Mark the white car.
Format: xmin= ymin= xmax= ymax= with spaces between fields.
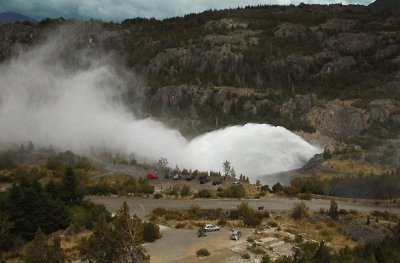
xmin=230 ymin=230 xmax=242 ymax=241
xmin=204 ymin=224 xmax=220 ymax=232
xmin=173 ymin=174 xmax=181 ymax=180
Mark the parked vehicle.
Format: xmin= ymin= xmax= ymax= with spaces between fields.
xmin=230 ymin=230 xmax=242 ymax=241
xmin=186 ymin=175 xmax=195 ymax=181
xmin=199 ymin=175 xmax=210 ymax=184
xmin=146 ymin=173 xmax=158 ymax=179
xmin=212 ymin=179 xmax=222 ymax=185
xmin=200 ymin=179 xmax=210 ymax=184
xmin=164 ymin=173 xmax=172 ymax=179
xmin=204 ymin=224 xmax=220 ymax=232
xmin=173 ymin=174 xmax=181 ymax=180
xmin=232 ymin=181 xmax=241 ymax=186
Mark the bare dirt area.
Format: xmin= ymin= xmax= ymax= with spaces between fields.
xmin=146 ymin=224 xmax=301 ymax=263
xmin=146 ymin=226 xmax=249 ymax=263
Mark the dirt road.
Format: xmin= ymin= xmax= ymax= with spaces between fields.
xmin=89 ymin=196 xmax=400 ymax=218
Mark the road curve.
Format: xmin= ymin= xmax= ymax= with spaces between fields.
xmin=89 ymin=196 xmax=400 ymax=219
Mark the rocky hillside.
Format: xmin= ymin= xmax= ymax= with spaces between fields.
xmin=370 ymin=0 xmax=400 ymax=14
xmin=0 ymin=4 xmax=400 ymax=170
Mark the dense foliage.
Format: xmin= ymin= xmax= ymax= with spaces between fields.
xmin=291 ymin=171 xmax=400 ymax=199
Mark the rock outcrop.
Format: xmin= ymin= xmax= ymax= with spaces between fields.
xmin=306 ymin=100 xmax=369 ymax=139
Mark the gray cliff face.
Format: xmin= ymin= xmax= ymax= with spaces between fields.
xmin=150 ymin=84 xmax=400 ymax=141
xmin=306 ymin=100 xmax=368 ymax=139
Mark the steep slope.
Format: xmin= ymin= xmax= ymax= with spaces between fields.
xmin=370 ymin=0 xmax=400 ymax=14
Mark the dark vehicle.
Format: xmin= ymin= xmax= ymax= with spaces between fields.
xmin=186 ymin=175 xmax=195 ymax=181
xmin=164 ymin=173 xmax=172 ymax=179
xmin=200 ymin=178 xmax=210 ymax=184
xmin=212 ymin=179 xmax=222 ymax=185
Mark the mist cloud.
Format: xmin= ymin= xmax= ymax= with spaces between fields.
xmin=0 ymin=29 xmax=321 ymax=178
xmin=0 ymin=0 xmax=373 ymax=21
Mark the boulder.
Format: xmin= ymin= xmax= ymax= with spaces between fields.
xmin=320 ymin=56 xmax=356 ymax=75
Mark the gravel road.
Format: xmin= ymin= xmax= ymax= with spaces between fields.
xmin=89 ymin=196 xmax=400 ymax=219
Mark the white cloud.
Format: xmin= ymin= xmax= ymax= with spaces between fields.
xmin=0 ymin=0 xmax=374 ymax=21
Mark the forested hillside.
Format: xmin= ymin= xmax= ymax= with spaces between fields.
xmin=0 ymin=3 xmax=400 ymax=171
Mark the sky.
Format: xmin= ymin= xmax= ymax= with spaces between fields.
xmin=0 ymin=0 xmax=374 ymax=21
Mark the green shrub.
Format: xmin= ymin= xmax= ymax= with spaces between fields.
xmin=197 ymin=189 xmax=212 ymax=198
xmin=142 ymin=222 xmax=161 ymax=242
xmin=153 ymin=192 xmax=162 ymax=199
xmin=196 ymin=248 xmax=210 ymax=257
xmin=262 ymin=254 xmax=271 ymax=263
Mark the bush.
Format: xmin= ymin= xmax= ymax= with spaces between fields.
xmin=196 ymin=248 xmax=210 ymax=257
xmin=252 ymin=247 xmax=266 ymax=254
xmin=142 ymin=222 xmax=161 ymax=242
xmin=328 ymin=200 xmax=339 ymax=220
xmin=237 ymin=203 xmax=262 ymax=227
xmin=243 ymin=212 xmax=262 ymax=227
xmin=261 ymin=185 xmax=270 ymax=192
xmin=152 ymin=207 xmax=167 ymax=217
xmin=267 ymin=221 xmax=279 ymax=228
xmin=218 ymin=218 xmax=227 ymax=226
xmin=180 ymin=185 xmax=191 ymax=197
xmin=256 ymin=211 xmax=270 ymax=219
xmin=197 ymin=189 xmax=212 ymax=198
xmin=153 ymin=192 xmax=163 ymax=199
xmin=242 ymin=253 xmax=250 ymax=259
xmin=299 ymin=193 xmax=312 ymax=200
xmin=262 ymin=254 xmax=271 ymax=263
xmin=222 ymin=185 xmax=246 ymax=198
xmin=175 ymin=223 xmax=186 ymax=229
xmin=229 ymin=209 xmax=240 ymax=220
xmin=291 ymin=202 xmax=309 ymax=220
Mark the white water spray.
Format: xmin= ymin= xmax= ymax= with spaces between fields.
xmin=0 ymin=34 xmax=321 ymax=178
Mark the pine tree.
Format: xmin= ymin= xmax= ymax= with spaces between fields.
xmin=222 ymin=160 xmax=231 ymax=177
xmin=49 ymin=236 xmax=65 ymax=263
xmin=62 ymin=167 xmax=82 ymax=205
xmin=26 ymin=229 xmax=48 ymax=263
xmin=25 ymin=229 xmax=64 ymax=263
xmin=115 ymin=202 xmax=148 ymax=263
xmin=0 ymin=211 xmax=13 ymax=259
xmin=81 ymin=213 xmax=116 ymax=263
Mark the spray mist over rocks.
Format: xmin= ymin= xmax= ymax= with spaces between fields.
xmin=0 ymin=31 xmax=322 ymax=178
